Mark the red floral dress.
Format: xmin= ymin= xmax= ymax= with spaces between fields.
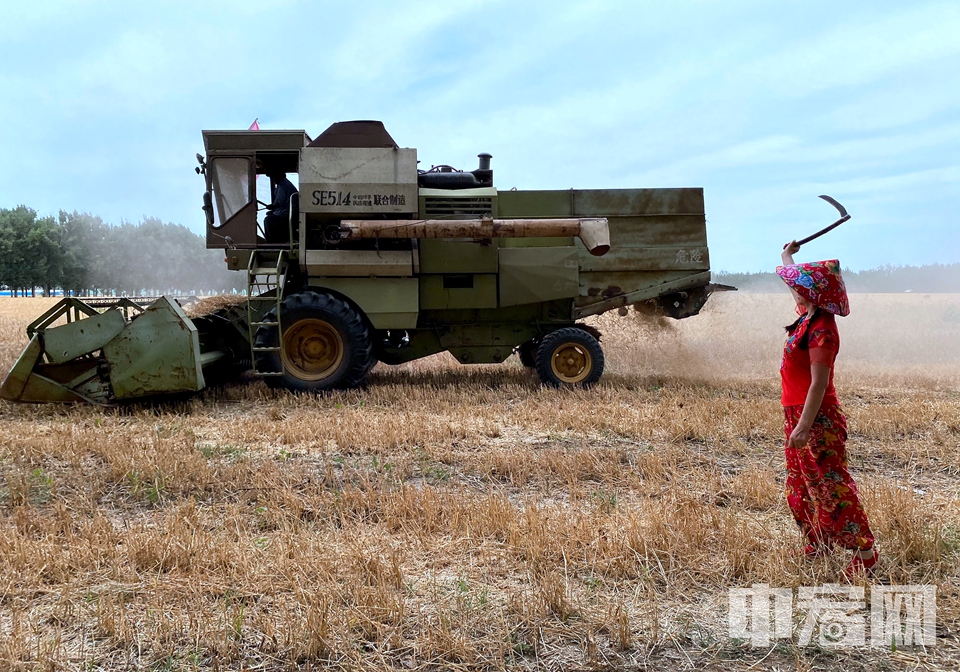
xmin=781 ymin=310 xmax=874 ymax=551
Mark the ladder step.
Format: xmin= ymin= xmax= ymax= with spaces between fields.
xmin=247 ymin=251 xmax=286 ymax=372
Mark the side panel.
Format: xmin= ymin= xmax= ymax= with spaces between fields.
xmin=419 ymin=275 xmax=498 ymax=310
xmin=16 ymin=373 xmax=91 ymax=404
xmin=0 ymin=336 xmax=42 ymax=401
xmin=304 ymin=250 xmax=414 ymax=277
xmin=499 ymin=247 xmax=579 ymax=307
xmin=102 ymin=297 xmax=205 ymax=399
xmin=307 ymin=277 xmax=419 ymax=329
xmin=226 ymin=249 xmax=253 ymax=271
xmin=206 ymin=193 xmax=258 ymax=249
xmin=575 ymin=270 xmax=711 ymax=315
xmin=577 ymin=270 xmax=704 ymax=300
xmin=577 ymin=246 xmax=709 ymax=273
xmin=497 ymin=188 xmax=705 ymax=218
xmin=419 ymin=239 xmax=499 ymax=274
xmin=42 ymin=309 xmax=126 ymax=364
xmin=498 ymin=188 xmax=709 ymax=313
xmin=500 ymin=236 xmax=575 ymax=248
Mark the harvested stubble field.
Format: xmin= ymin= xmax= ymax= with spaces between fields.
xmin=1 ymin=293 xmax=959 ymax=671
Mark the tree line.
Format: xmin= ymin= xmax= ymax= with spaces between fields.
xmin=0 ymin=206 xmax=244 ymax=296
xmin=715 ymin=264 xmax=960 ymax=293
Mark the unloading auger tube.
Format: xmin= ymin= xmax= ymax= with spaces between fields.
xmin=338 ymin=217 xmax=611 ymax=256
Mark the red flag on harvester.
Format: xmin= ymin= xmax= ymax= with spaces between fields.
xmin=248 ymin=118 xmax=260 ymax=130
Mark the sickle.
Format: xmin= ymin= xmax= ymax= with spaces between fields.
xmin=796 ymin=195 xmax=850 ymax=246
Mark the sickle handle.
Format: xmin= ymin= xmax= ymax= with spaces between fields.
xmin=797 ymin=214 xmax=851 ymax=246
xmin=789 ymin=195 xmax=851 ymax=248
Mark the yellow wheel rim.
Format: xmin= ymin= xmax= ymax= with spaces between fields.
xmin=550 ymin=343 xmax=592 ymax=384
xmin=281 ymin=319 xmax=344 ymax=381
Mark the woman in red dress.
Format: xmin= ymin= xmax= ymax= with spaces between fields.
xmin=778 ymin=241 xmax=878 ymax=577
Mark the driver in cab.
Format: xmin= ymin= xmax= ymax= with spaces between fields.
xmin=258 ymin=160 xmax=298 ymax=244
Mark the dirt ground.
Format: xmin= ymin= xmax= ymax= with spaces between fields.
xmin=1 ymin=293 xmax=958 ymax=671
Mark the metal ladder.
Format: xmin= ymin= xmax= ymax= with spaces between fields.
xmin=247 ymin=249 xmax=288 ymax=377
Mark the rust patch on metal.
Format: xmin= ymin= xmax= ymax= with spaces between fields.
xmin=601 ymin=286 xmax=624 ymax=299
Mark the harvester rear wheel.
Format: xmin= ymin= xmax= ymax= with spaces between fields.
xmin=255 ymin=292 xmax=371 ymax=391
xmin=535 ymin=327 xmax=604 ymax=388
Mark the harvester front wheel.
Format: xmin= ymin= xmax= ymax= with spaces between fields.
xmin=255 ymin=292 xmax=371 ymax=391
xmin=535 ymin=327 xmax=604 ymax=388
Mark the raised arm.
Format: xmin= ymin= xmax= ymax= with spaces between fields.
xmin=782 ymin=240 xmax=801 ymax=266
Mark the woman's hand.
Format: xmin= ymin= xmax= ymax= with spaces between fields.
xmin=782 ymin=240 xmax=801 ymax=265
xmin=787 ymin=424 xmax=811 ymax=448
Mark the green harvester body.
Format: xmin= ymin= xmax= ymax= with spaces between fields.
xmin=1 ymin=121 xmax=729 ymax=403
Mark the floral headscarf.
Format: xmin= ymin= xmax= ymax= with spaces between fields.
xmin=776 ymin=259 xmax=850 ymax=317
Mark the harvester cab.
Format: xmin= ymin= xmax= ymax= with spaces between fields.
xmin=199 ymin=129 xmax=306 ymax=249
xmin=1 ymin=119 xmax=728 ymax=404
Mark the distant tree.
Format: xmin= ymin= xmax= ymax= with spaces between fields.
xmin=38 ymin=211 xmax=245 ymax=296
xmin=0 ymin=211 xmax=11 ymax=293
xmin=56 ymin=211 xmax=90 ymax=295
xmin=0 ymin=206 xmax=62 ymax=296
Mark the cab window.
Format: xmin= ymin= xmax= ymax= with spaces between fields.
xmin=211 ymin=157 xmax=251 ymax=227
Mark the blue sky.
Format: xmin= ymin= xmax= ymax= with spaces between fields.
xmin=1 ymin=0 xmax=957 ymax=272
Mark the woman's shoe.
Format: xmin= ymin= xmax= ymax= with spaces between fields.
xmin=845 ymin=548 xmax=879 ymax=578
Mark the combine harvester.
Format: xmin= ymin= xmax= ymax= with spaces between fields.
xmin=1 ymin=121 xmax=728 ymax=404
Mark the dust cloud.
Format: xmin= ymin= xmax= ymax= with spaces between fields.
xmin=596 ymin=292 xmax=960 ymax=390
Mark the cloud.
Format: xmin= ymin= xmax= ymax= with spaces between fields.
xmin=739 ymin=3 xmax=960 ymax=97
xmin=625 ymin=119 xmax=960 ymax=187
xmin=0 ymin=0 xmax=957 ymax=271
xmin=325 ymin=0 xmax=494 ymax=85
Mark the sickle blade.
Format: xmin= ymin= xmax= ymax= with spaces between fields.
xmin=796 ymin=196 xmax=851 ymax=246
xmin=818 ymin=194 xmax=848 ymax=218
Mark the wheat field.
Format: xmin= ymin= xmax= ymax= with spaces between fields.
xmin=1 ymin=293 xmax=958 ymax=671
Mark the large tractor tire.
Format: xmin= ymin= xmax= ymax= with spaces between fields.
xmin=535 ymin=327 xmax=604 ymax=388
xmin=255 ymin=291 xmax=371 ymax=391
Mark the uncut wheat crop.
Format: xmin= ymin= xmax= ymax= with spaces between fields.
xmin=1 ymin=292 xmax=958 ymax=671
